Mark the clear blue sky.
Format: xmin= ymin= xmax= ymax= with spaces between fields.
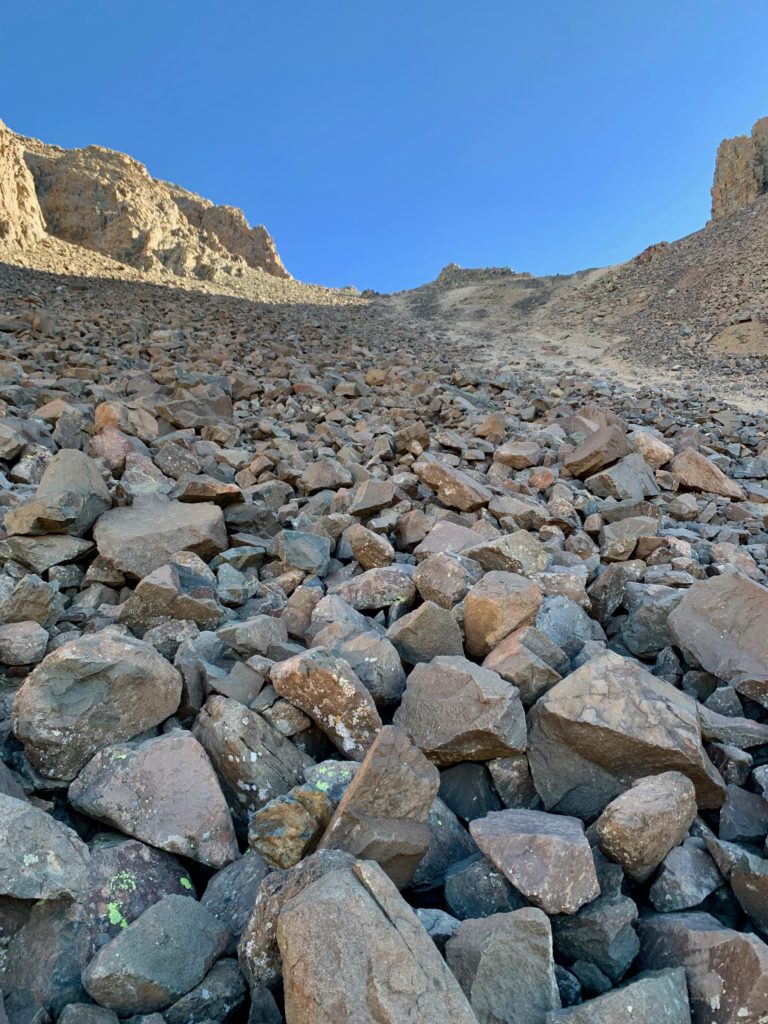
xmin=3 ymin=1 xmax=768 ymax=291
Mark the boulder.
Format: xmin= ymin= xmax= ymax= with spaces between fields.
xmin=12 ymin=631 xmax=182 ymax=781
xmin=527 ymin=653 xmax=725 ymax=819
xmin=69 ymin=732 xmax=239 ymax=867
xmin=318 ymin=725 xmax=439 ymax=887
xmin=393 ymin=656 xmax=526 ymax=766
xmin=470 ymin=809 xmax=600 ymax=915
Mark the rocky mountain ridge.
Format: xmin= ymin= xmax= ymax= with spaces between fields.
xmin=711 ymin=116 xmax=768 ymax=220
xmin=1 ymin=118 xmax=289 ymax=283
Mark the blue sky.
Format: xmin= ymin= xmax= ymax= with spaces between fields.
xmin=3 ymin=1 xmax=768 ymax=291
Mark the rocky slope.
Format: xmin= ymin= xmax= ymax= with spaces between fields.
xmin=1 ymin=118 xmax=768 ymax=1024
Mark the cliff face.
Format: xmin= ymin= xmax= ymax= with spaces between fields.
xmin=1 ymin=120 xmax=290 ymax=281
xmin=711 ymin=116 xmax=768 ymax=220
xmin=0 ymin=120 xmax=46 ymax=247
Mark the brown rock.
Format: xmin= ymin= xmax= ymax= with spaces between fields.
xmin=493 ymin=440 xmax=542 ymax=469
xmin=393 ymin=655 xmax=526 ymax=766
xmin=639 ymin=911 xmax=768 ymax=1023
xmin=318 ymin=725 xmax=439 ymax=887
xmin=414 ymin=456 xmax=493 ymax=512
xmin=13 ymin=631 xmax=182 ymax=781
xmin=445 ymin=908 xmax=560 ymax=1024
xmin=94 ymin=494 xmax=227 ymax=579
xmin=347 ymin=522 xmax=395 ymax=568
xmin=711 ymin=115 xmax=768 ymax=219
xmin=248 ymin=783 xmax=333 ymax=869
xmin=668 ymin=573 xmax=768 ymax=706
xmin=464 ymin=530 xmax=549 ymax=575
xmin=564 ymin=425 xmax=631 ymax=478
xmin=464 ymin=571 xmax=542 ymax=657
xmin=470 ymin=808 xmax=600 ymax=915
xmin=482 ymin=625 xmax=565 ymax=706
xmin=331 ymin=565 xmax=416 ymax=611
xmin=277 ymin=860 xmax=479 ymax=1024
xmin=271 ymin=647 xmax=382 ymax=760
xmin=596 ymin=773 xmax=698 ymax=881
xmin=668 ymin=448 xmax=745 ymax=500
xmin=68 ymin=731 xmax=239 ymax=868
xmin=5 ymin=450 xmax=111 ymax=538
xmin=387 ymin=600 xmax=464 ymax=663
xmin=238 ymin=849 xmax=358 ymax=988
xmin=527 ymin=652 xmax=725 ymax=818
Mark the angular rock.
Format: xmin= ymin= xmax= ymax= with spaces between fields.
xmin=595 ymin=773 xmax=697 ymax=881
xmin=470 ymin=809 xmax=600 ymax=915
xmin=669 ymin=573 xmax=768 ymax=705
xmin=192 ymin=695 xmax=312 ymax=820
xmin=117 ymin=552 xmax=223 ymax=635
xmin=639 ymin=912 xmax=768 ymax=1023
xmin=387 ymin=599 xmax=464 ymax=663
xmin=544 ymin=968 xmax=691 ymax=1023
xmin=248 ymin=784 xmax=333 ymax=869
xmin=318 ymin=726 xmax=439 ymax=887
xmin=564 ymin=425 xmax=631 ymax=478
xmin=69 ymin=732 xmax=239 ymax=868
xmin=464 ymin=530 xmax=548 ymax=575
xmin=4 ymin=450 xmax=111 ymax=538
xmin=13 ymin=631 xmax=182 ymax=781
xmin=414 ymin=456 xmax=493 ymax=512
xmin=0 ymin=792 xmax=89 ymax=899
xmin=0 ymin=621 xmax=48 ymax=665
xmin=446 ymin=908 xmax=561 ymax=1024
xmin=527 ymin=652 xmax=726 ymax=819
xmin=669 ymin=447 xmax=745 ymax=499
xmin=271 ymin=647 xmax=381 ymax=760
xmin=464 ymin=571 xmax=542 ymax=658
xmin=94 ymin=495 xmax=227 ymax=579
xmin=82 ymin=895 xmax=229 ymax=1015
xmin=393 ymin=655 xmax=526 ymax=766
xmin=277 ymin=859 xmax=478 ymax=1024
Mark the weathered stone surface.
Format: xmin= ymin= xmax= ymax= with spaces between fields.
xmin=164 ymin=957 xmax=246 ymax=1024
xmin=527 ymin=653 xmax=725 ymax=819
xmin=639 ymin=912 xmax=768 ymax=1024
xmin=318 ymin=726 xmax=439 ymax=887
xmin=387 ymin=599 xmax=464 ymax=663
xmin=82 ymin=895 xmax=229 ymax=1015
xmin=464 ymin=571 xmax=542 ymax=658
xmin=0 ymin=620 xmax=48 ymax=665
xmin=271 ymin=647 xmax=381 ymax=760
xmin=2 ymin=837 xmax=194 ymax=1019
xmin=564 ymin=425 xmax=631 ymax=478
xmin=69 ymin=732 xmax=238 ymax=867
xmin=347 ymin=522 xmax=395 ymax=568
xmin=277 ymin=860 xmax=479 ymax=1024
xmin=470 ymin=809 xmax=600 ymax=915
xmin=0 ymin=118 xmax=46 ymax=246
xmin=482 ymin=625 xmax=564 ymax=706
xmin=117 ymin=551 xmax=223 ymax=635
xmin=5 ymin=450 xmax=111 ymax=538
xmin=464 ymin=530 xmax=548 ymax=575
xmin=330 ymin=565 xmax=416 ymax=611
xmin=552 ymin=885 xmax=640 ymax=983
xmin=94 ymin=495 xmax=227 ymax=579
xmin=393 ymin=655 xmax=526 ymax=766
xmin=414 ymin=457 xmax=493 ymax=512
xmin=201 ymin=850 xmax=271 ymax=953
xmin=238 ymin=849 xmax=358 ymax=988
xmin=446 ymin=908 xmax=561 ymax=1024
xmin=0 ymin=793 xmax=89 ymax=899
xmin=248 ymin=784 xmax=332 ymax=869
xmin=544 ymin=968 xmax=691 ymax=1023
xmin=596 ymin=773 xmax=697 ymax=881
xmin=193 ymin=695 xmax=312 ymax=820
xmin=669 ymin=448 xmax=745 ymax=499
xmin=650 ymin=840 xmax=723 ymax=912
xmin=12 ymin=631 xmax=182 ymax=781
xmin=669 ymin=573 xmax=768 ymax=704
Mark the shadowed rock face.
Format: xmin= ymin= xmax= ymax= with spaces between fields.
xmin=712 ymin=117 xmax=768 ymax=220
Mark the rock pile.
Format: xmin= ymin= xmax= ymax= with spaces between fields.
xmin=2 ymin=249 xmax=768 ymax=1024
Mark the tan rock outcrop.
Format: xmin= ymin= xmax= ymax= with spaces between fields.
xmin=0 ymin=119 xmax=46 ymax=247
xmin=711 ymin=116 xmax=768 ymax=220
